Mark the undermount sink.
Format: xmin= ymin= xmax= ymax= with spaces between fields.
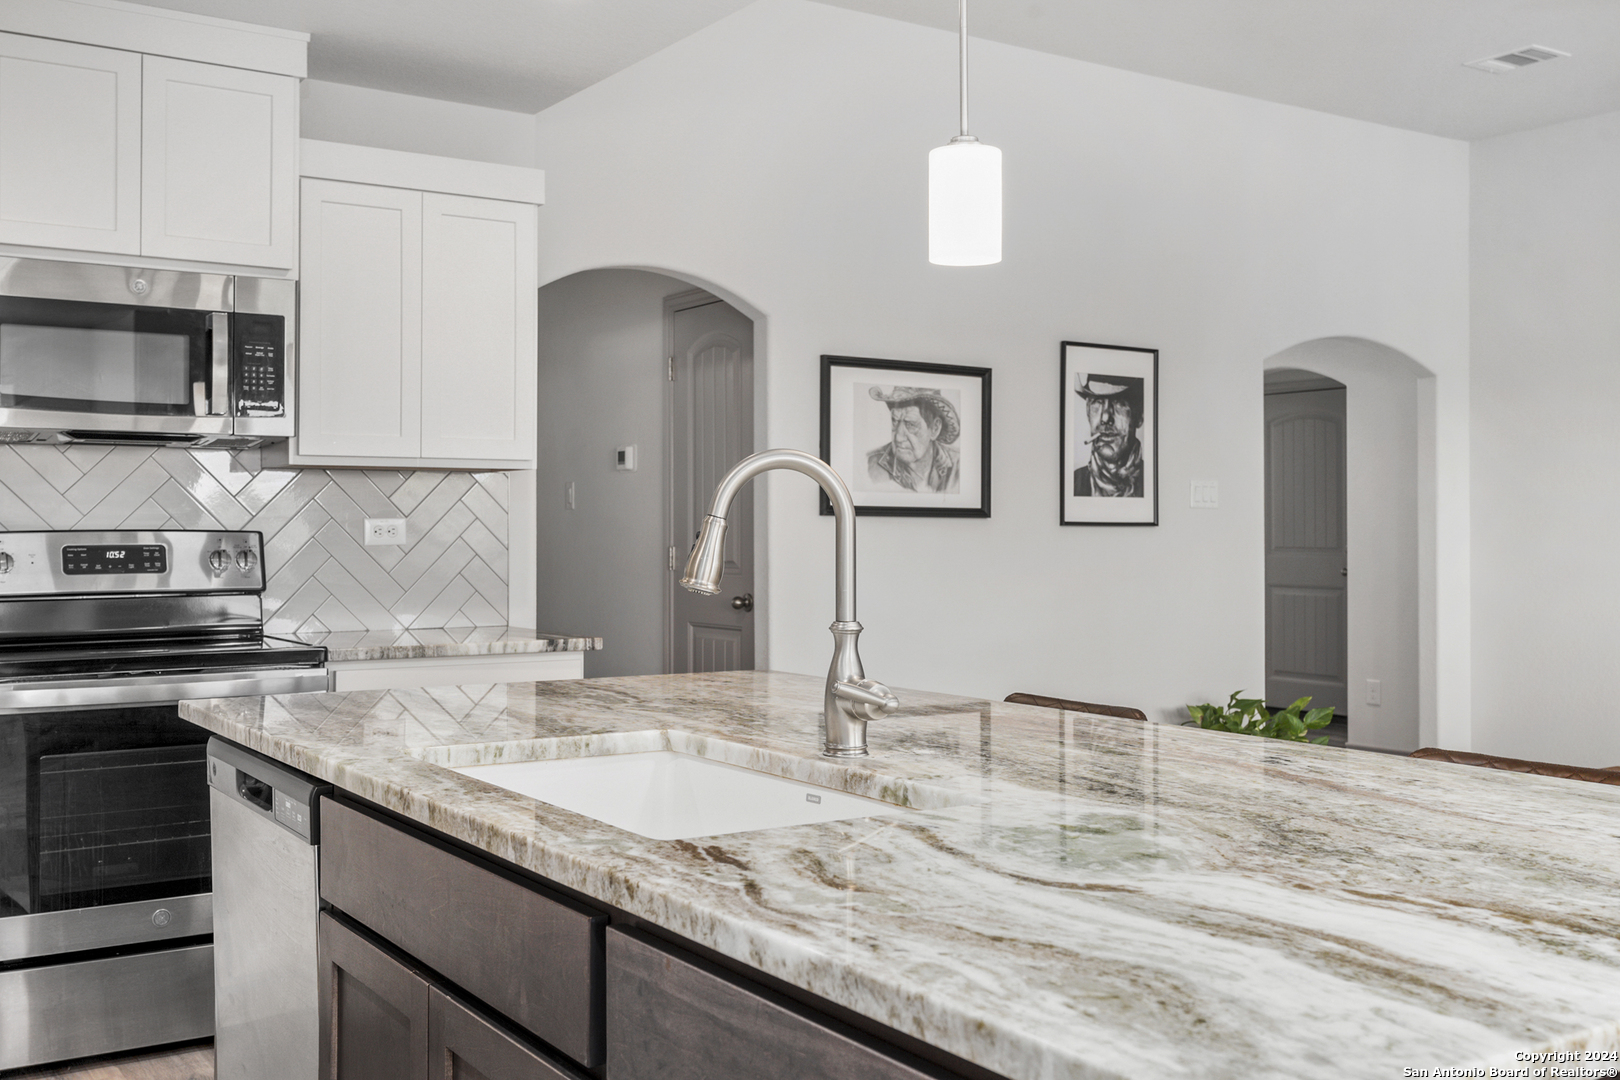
xmin=413 ymin=730 xmax=974 ymax=841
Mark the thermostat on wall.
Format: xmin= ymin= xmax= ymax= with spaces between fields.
xmin=615 ymin=445 xmax=637 ymax=471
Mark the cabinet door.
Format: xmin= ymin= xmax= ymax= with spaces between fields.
xmin=606 ymin=927 xmax=939 ymax=1080
xmin=141 ymin=55 xmax=297 ymax=268
xmin=299 ymin=179 xmax=423 ymax=458
xmin=318 ymin=912 xmax=429 ymax=1080
xmin=0 ymin=32 xmax=140 ymax=254
xmin=428 ymin=987 xmax=586 ymax=1080
xmin=420 ymin=193 xmax=537 ymax=462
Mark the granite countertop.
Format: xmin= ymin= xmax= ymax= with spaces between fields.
xmin=275 ymin=626 xmax=603 ymax=662
xmin=178 ymin=672 xmax=1620 ymax=1080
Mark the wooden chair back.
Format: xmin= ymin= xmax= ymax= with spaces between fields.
xmin=1004 ymin=693 xmax=1147 ymax=722
xmin=1409 ymin=747 xmax=1620 ymax=786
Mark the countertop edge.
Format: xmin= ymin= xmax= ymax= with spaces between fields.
xmin=276 ymin=628 xmax=604 ymax=662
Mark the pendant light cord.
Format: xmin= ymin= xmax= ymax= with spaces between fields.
xmin=959 ymin=0 xmax=970 ymax=137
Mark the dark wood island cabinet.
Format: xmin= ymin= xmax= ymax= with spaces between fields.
xmin=314 ymin=794 xmax=986 ymax=1080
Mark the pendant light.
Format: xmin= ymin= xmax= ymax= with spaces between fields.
xmin=929 ymin=0 xmax=1001 ymax=266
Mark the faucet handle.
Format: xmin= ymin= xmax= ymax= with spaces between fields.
xmin=833 ymin=678 xmax=900 ymax=721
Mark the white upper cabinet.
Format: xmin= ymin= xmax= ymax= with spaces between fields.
xmin=141 ymin=56 xmax=298 ymax=269
xmin=0 ymin=0 xmax=304 ymax=272
xmin=269 ymin=143 xmax=543 ymax=471
xmin=420 ymin=193 xmax=537 ymax=461
xmin=298 ymin=178 xmax=422 ymax=458
xmin=0 ymin=32 xmax=141 ymax=254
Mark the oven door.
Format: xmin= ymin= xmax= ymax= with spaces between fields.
xmin=0 ymin=705 xmax=212 ymax=963
xmin=0 ymin=259 xmax=233 ymax=441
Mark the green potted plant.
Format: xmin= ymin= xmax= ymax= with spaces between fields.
xmin=1185 ymin=691 xmax=1335 ymax=744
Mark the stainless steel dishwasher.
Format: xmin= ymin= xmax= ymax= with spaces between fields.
xmin=207 ymin=737 xmax=331 ymax=1080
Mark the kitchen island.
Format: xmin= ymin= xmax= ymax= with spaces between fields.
xmin=179 ymin=672 xmax=1620 ymax=1080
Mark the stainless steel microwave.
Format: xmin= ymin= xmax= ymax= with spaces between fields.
xmin=0 ymin=258 xmax=293 ymax=448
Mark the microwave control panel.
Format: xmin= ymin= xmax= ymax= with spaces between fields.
xmin=232 ymin=312 xmax=285 ymax=417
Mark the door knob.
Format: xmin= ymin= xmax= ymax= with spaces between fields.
xmin=731 ymin=593 xmax=753 ymax=612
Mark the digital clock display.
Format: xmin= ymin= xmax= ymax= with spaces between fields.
xmin=62 ymin=545 xmax=167 ymax=575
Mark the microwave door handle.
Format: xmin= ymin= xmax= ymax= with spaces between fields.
xmin=208 ymin=312 xmax=230 ymax=416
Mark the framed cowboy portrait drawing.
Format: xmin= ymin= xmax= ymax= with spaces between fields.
xmin=1060 ymin=341 xmax=1159 ymax=525
xmin=820 ymin=355 xmax=992 ymax=517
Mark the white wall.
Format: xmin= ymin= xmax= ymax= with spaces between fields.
xmin=530 ymin=0 xmax=1472 ymax=729
xmin=1265 ymin=340 xmax=1426 ymax=752
xmin=301 ymin=80 xmax=538 ymax=166
xmin=1472 ymin=109 xmax=1620 ymax=767
xmin=536 ymin=269 xmax=685 ymax=677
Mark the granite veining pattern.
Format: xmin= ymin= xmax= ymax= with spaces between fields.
xmin=280 ymin=625 xmax=603 ymax=662
xmin=178 ymin=673 xmax=1620 ymax=1080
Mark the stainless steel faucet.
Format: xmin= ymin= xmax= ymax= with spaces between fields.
xmin=679 ymin=449 xmax=900 ymax=757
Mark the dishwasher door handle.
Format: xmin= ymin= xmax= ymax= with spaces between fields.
xmin=236 ymin=770 xmax=273 ymax=811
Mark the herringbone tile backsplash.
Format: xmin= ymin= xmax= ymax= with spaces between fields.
xmin=0 ymin=445 xmax=510 ymax=635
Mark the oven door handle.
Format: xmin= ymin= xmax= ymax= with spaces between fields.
xmin=208 ymin=311 xmax=230 ymax=417
xmin=0 ymin=667 xmax=328 ymax=713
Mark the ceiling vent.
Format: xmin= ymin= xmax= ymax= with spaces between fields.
xmin=1464 ymin=45 xmax=1570 ymax=74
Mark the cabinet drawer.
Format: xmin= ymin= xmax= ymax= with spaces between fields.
xmin=606 ymin=926 xmax=940 ymax=1080
xmin=320 ymin=798 xmax=605 ymax=1067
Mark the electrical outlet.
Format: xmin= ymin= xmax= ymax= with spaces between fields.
xmin=363 ymin=518 xmax=406 ymax=546
xmin=1366 ymin=678 xmax=1382 ymax=707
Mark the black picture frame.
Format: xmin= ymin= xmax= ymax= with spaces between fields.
xmin=819 ymin=354 xmax=992 ymax=517
xmin=1060 ymin=341 xmax=1159 ymax=526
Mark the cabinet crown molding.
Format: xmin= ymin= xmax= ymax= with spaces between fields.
xmin=301 ymin=140 xmax=546 ymax=206
xmin=0 ymin=0 xmax=307 ymax=77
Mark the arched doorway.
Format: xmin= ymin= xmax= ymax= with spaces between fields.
xmin=1263 ymin=367 xmax=1349 ymax=735
xmin=1263 ymin=337 xmax=1435 ymax=752
xmin=532 ymin=267 xmax=766 ymax=678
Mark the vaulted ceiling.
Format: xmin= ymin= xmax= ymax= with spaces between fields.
xmin=130 ymin=0 xmax=1620 ymax=140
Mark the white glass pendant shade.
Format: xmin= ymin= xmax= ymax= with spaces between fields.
xmin=929 ymin=138 xmax=1002 ymax=266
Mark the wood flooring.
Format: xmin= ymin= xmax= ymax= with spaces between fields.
xmin=7 ymin=1044 xmax=212 ymax=1080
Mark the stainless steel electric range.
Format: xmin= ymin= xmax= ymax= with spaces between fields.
xmin=0 ymin=529 xmax=326 ymax=1071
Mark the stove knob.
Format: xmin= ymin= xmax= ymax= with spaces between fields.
xmin=0 ymin=552 xmax=11 ymax=574
xmin=208 ymin=549 xmax=229 ymax=573
xmin=235 ymin=549 xmax=258 ymax=571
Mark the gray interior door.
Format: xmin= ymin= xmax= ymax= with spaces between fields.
xmin=1264 ymin=385 xmax=1347 ymax=713
xmin=669 ymin=298 xmax=754 ymax=674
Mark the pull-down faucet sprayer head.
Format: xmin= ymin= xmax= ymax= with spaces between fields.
xmin=673 ymin=448 xmax=899 ymax=756
xmin=679 ymin=515 xmax=728 ymax=595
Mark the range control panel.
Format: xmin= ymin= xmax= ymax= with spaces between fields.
xmin=0 ymin=530 xmax=266 ymax=595
xmin=233 ymin=312 xmax=285 ymax=417
xmin=62 ymin=544 xmax=167 ymax=576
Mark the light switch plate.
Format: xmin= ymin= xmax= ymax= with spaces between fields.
xmin=1190 ymin=480 xmax=1219 ymax=508
xmin=1366 ymin=678 xmax=1382 ymax=706
xmin=364 ymin=518 xmax=406 ymax=546
xmin=615 ymin=445 xmax=637 ymax=471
